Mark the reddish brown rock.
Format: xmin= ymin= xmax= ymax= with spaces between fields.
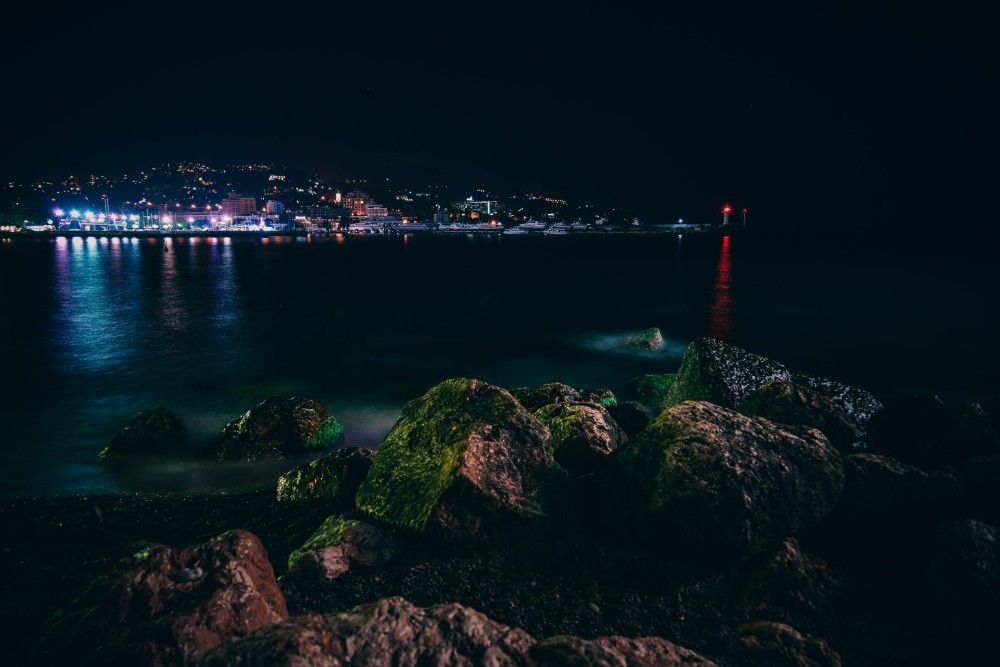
xmin=197 ymin=597 xmax=537 ymax=666
xmin=534 ymin=402 xmax=628 ymax=474
xmin=743 ymin=537 xmax=834 ymax=613
xmin=207 ymin=396 xmax=344 ymax=462
xmin=33 ymin=530 xmax=287 ymax=666
xmin=733 ymin=621 xmax=841 ymax=667
xmin=532 ymin=634 xmax=717 ymax=666
xmin=285 ymin=514 xmax=401 ymax=582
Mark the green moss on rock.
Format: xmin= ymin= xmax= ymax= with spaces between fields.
xmin=355 ymin=378 xmax=523 ymax=532
xmin=206 ymin=396 xmax=344 ymax=462
xmin=624 ymin=374 xmax=676 ymax=407
xmin=287 ymin=514 xmax=360 ymax=574
xmin=276 ymin=447 xmax=374 ymax=502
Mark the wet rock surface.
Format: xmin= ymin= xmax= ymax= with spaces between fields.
xmin=276 ymin=447 xmax=374 ymax=502
xmin=206 ymin=396 xmax=344 ymax=462
xmin=618 ymin=401 xmax=844 ymax=560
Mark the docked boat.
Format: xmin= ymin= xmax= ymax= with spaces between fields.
xmin=520 ymin=219 xmax=547 ymax=231
xmin=570 ymin=222 xmax=589 ymax=232
xmin=502 ymin=227 xmax=530 ymax=235
xmin=543 ymin=227 xmax=569 ymax=236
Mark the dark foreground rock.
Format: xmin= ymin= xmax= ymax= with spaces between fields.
xmin=926 ymin=519 xmax=1000 ymax=656
xmin=285 ymin=513 xmax=401 ymax=582
xmin=732 ymin=621 xmax=841 ymax=667
xmin=740 ymin=380 xmax=863 ymax=451
xmin=661 ymin=338 xmax=882 ymax=426
xmin=964 ymin=455 xmax=1000 ymax=523
xmin=355 ymin=378 xmax=564 ymax=539
xmin=32 ymin=530 xmax=287 ymax=666
xmin=743 ymin=537 xmax=835 ymax=614
xmin=618 ymin=401 xmax=844 ymax=560
xmin=532 ymin=634 xmax=717 ymax=666
xmin=623 ymin=373 xmax=675 ymax=409
xmin=533 ymin=402 xmax=627 ymax=474
xmin=100 ymin=405 xmax=188 ymax=461
xmin=276 ymin=447 xmax=374 ymax=502
xmin=206 ymin=396 xmax=344 ymax=462
xmin=197 ymin=597 xmax=536 ymax=666
xmin=866 ymin=396 xmax=1000 ymax=468
xmin=606 ymin=401 xmax=651 ymax=440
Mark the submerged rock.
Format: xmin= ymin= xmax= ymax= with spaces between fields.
xmin=732 ymin=621 xmax=841 ymax=667
xmin=33 ymin=530 xmax=287 ymax=666
xmin=196 ymin=597 xmax=537 ymax=666
xmin=99 ymin=405 xmax=187 ymax=461
xmin=866 ymin=396 xmax=1000 ymax=468
xmin=740 ymin=380 xmax=863 ymax=451
xmin=532 ymin=634 xmax=717 ymax=666
xmin=662 ymin=338 xmax=882 ymax=426
xmin=276 ymin=447 xmax=374 ymax=502
xmin=355 ymin=378 xmax=563 ymax=538
xmin=286 ymin=513 xmax=401 ymax=582
xmin=618 ymin=401 xmax=844 ymax=560
xmin=623 ymin=327 xmax=665 ymax=352
xmin=206 ymin=396 xmax=344 ymax=462
xmin=533 ymin=402 xmax=627 ymax=474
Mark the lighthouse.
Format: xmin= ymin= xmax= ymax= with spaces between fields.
xmin=722 ymin=204 xmax=732 ymax=226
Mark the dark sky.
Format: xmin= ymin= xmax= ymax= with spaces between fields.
xmin=2 ymin=1 xmax=996 ymax=231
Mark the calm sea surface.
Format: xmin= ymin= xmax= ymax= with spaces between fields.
xmin=1 ymin=232 xmax=998 ymax=494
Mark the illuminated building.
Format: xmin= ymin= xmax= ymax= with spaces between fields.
xmin=221 ymin=193 xmax=258 ymax=217
xmin=453 ymin=198 xmax=502 ymax=215
xmin=266 ymin=200 xmax=285 ymax=214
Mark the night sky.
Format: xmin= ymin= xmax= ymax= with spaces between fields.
xmin=3 ymin=1 xmax=996 ymax=232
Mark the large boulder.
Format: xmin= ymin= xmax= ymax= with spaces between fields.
xmin=276 ymin=447 xmax=374 ymax=502
xmin=206 ymin=396 xmax=344 ymax=462
xmin=531 ymin=635 xmax=717 ymax=666
xmin=33 ymin=530 xmax=287 ymax=666
xmin=732 ymin=621 xmax=841 ymax=667
xmin=740 ymin=380 xmax=863 ymax=451
xmin=285 ymin=514 xmax=401 ymax=582
xmin=617 ymin=401 xmax=844 ymax=560
xmin=355 ymin=378 xmax=563 ymax=538
xmin=661 ymin=338 xmax=882 ymax=426
xmin=533 ymin=402 xmax=627 ymax=474
xmin=926 ymin=519 xmax=1000 ymax=655
xmin=99 ymin=405 xmax=187 ymax=461
xmin=866 ymin=396 xmax=1000 ymax=468
xmin=196 ymin=597 xmax=537 ymax=666
xmin=743 ymin=537 xmax=834 ymax=614
xmin=624 ymin=327 xmax=665 ymax=352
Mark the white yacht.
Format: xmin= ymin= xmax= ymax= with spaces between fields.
xmin=520 ymin=219 xmax=547 ymax=231
xmin=502 ymin=227 xmax=529 ymax=235
xmin=543 ymin=227 xmax=569 ymax=236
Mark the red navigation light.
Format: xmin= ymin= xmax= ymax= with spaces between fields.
xmin=722 ymin=205 xmax=732 ymax=213
xmin=741 ymin=208 xmax=748 ymax=213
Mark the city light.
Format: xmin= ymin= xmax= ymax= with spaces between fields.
xmin=53 ymin=208 xmax=65 ymax=218
xmin=69 ymin=210 xmax=80 ymax=218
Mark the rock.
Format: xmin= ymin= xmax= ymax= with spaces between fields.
xmin=533 ymin=402 xmax=627 ymax=474
xmin=276 ymin=447 xmax=374 ymax=502
xmin=512 ymin=383 xmax=583 ymax=411
xmin=196 ymin=597 xmax=537 ymax=666
xmin=206 ymin=396 xmax=344 ymax=462
xmin=836 ymin=453 xmax=965 ymax=527
xmin=926 ymin=519 xmax=1000 ymax=654
xmin=732 ymin=621 xmax=841 ymax=667
xmin=866 ymin=396 xmax=1000 ymax=468
xmin=33 ymin=530 xmax=287 ymax=666
xmin=964 ymin=455 xmax=1000 ymax=522
xmin=623 ymin=373 xmax=675 ymax=409
xmin=579 ymin=387 xmax=618 ymax=408
xmin=99 ymin=405 xmax=187 ymax=461
xmin=355 ymin=378 xmax=563 ymax=538
xmin=740 ymin=380 xmax=863 ymax=451
xmin=623 ymin=327 xmax=665 ymax=351
xmin=606 ymin=402 xmax=650 ymax=440
xmin=286 ymin=514 xmax=401 ymax=582
xmin=743 ymin=537 xmax=833 ymax=613
xmin=662 ymin=338 xmax=882 ymax=426
xmin=531 ymin=635 xmax=717 ymax=666
xmin=617 ymin=401 xmax=844 ymax=560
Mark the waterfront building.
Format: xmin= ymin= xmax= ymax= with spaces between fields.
xmin=266 ymin=200 xmax=285 ymax=214
xmin=364 ymin=203 xmax=388 ymax=218
xmin=453 ymin=198 xmax=502 ymax=215
xmin=221 ymin=193 xmax=258 ymax=217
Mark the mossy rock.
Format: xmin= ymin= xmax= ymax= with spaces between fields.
xmin=286 ymin=513 xmax=401 ymax=582
xmin=623 ymin=373 xmax=675 ymax=408
xmin=623 ymin=327 xmax=665 ymax=351
xmin=618 ymin=401 xmax=844 ymax=560
xmin=512 ymin=382 xmax=616 ymax=411
xmin=533 ymin=402 xmax=626 ymax=474
xmin=99 ymin=405 xmax=187 ymax=461
xmin=355 ymin=378 xmax=558 ymax=537
xmin=206 ymin=396 xmax=344 ymax=462
xmin=276 ymin=447 xmax=375 ymax=502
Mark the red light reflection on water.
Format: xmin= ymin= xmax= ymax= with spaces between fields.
xmin=707 ymin=235 xmax=733 ymax=339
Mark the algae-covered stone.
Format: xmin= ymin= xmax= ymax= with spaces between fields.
xmin=355 ymin=378 xmax=560 ymax=538
xmin=579 ymin=388 xmax=618 ymax=408
xmin=512 ymin=382 xmax=583 ymax=411
xmin=533 ymin=402 xmax=627 ymax=474
xmin=99 ymin=405 xmax=187 ymax=461
xmin=740 ymin=380 xmax=863 ymax=451
xmin=286 ymin=513 xmax=400 ymax=581
xmin=662 ymin=338 xmax=881 ymax=425
xmin=206 ymin=396 xmax=344 ymax=462
xmin=276 ymin=447 xmax=374 ymax=502
xmin=624 ymin=373 xmax=675 ymax=408
xmin=624 ymin=327 xmax=665 ymax=351
xmin=618 ymin=401 xmax=844 ymax=560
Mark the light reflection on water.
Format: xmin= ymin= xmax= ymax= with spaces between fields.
xmin=707 ymin=235 xmax=733 ymax=340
